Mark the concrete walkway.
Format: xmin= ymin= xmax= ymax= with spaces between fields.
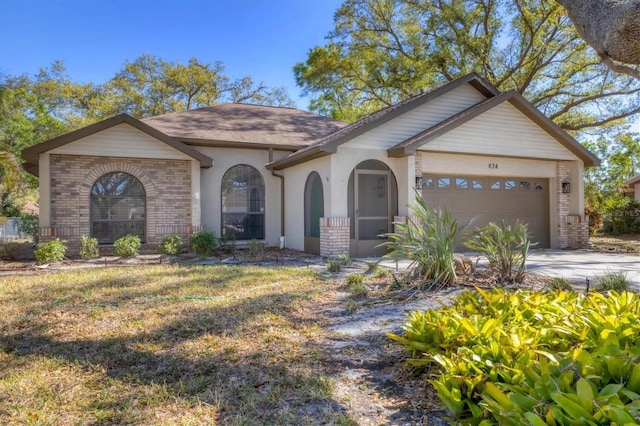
xmin=376 ymin=249 xmax=640 ymax=288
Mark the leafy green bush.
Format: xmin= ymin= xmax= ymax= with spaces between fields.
xmin=248 ymin=238 xmax=265 ymax=259
xmin=464 ymin=219 xmax=534 ymax=283
xmin=113 ymin=234 xmax=141 ymax=258
xmin=218 ymin=234 xmax=236 ymax=255
xmin=326 ymin=258 xmax=343 ymax=273
xmin=346 ymin=273 xmax=368 ymax=297
xmin=602 ymin=197 xmax=640 ymax=235
xmin=383 ymin=191 xmax=470 ymax=287
xmin=545 ymin=277 xmax=573 ymax=292
xmin=388 ymin=289 xmax=640 ymax=425
xmin=34 ymin=238 xmax=67 ymax=264
xmin=157 ymin=234 xmax=184 ymax=256
xmin=190 ymin=231 xmax=217 ymax=257
xmin=18 ymin=213 xmax=39 ymax=238
xmin=79 ymin=235 xmax=100 ymax=259
xmin=595 ymin=270 xmax=629 ymax=292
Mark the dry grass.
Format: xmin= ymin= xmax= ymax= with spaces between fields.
xmin=0 ymin=265 xmax=352 ymax=425
xmin=589 ymin=233 xmax=640 ymax=254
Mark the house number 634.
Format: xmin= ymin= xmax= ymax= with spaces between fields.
xmin=488 ymin=163 xmax=498 ymax=169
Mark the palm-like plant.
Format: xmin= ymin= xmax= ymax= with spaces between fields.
xmin=382 ymin=190 xmax=472 ymax=288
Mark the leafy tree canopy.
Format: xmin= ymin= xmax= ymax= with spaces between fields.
xmin=294 ymin=0 xmax=640 ymax=131
xmin=0 ymin=55 xmax=295 ymax=214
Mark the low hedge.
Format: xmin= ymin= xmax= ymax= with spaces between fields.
xmin=388 ymin=289 xmax=640 ymax=425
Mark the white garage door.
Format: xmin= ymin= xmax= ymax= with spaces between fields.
xmin=421 ymin=175 xmax=549 ymax=248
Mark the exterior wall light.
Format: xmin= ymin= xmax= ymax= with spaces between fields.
xmin=562 ymin=180 xmax=571 ymax=194
xmin=415 ymin=176 xmax=423 ymax=189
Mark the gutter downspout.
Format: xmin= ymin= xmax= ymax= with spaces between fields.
xmin=269 ymin=148 xmax=285 ymax=246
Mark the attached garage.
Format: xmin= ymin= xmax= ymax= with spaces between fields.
xmin=422 ymin=174 xmax=549 ymax=247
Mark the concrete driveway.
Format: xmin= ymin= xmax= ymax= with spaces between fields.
xmin=378 ymin=249 xmax=640 ymax=288
xmin=522 ymin=250 xmax=640 ymax=288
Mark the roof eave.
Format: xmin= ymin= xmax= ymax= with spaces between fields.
xmin=388 ymin=91 xmax=601 ymax=168
xmin=21 ymin=114 xmax=213 ymax=169
xmin=266 ymin=145 xmax=335 ymax=170
xmin=506 ymin=93 xmax=601 ymax=168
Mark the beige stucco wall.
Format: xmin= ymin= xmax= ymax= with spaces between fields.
xmin=280 ymin=156 xmax=332 ymax=251
xmin=194 ymin=146 xmax=290 ymax=246
xmin=279 ymin=148 xmax=415 ymax=252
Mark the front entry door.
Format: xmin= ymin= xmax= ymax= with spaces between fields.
xmin=354 ymin=170 xmax=391 ymax=257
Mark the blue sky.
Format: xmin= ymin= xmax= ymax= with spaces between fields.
xmin=0 ymin=0 xmax=343 ymax=109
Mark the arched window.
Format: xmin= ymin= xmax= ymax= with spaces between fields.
xmin=221 ymin=165 xmax=265 ymax=240
xmin=90 ymin=172 xmax=146 ymax=244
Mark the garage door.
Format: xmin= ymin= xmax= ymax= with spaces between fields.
xmin=421 ymin=175 xmax=549 ymax=248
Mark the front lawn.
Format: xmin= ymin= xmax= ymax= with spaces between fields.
xmin=590 ymin=233 xmax=640 ymax=254
xmin=0 ymin=265 xmax=346 ymax=425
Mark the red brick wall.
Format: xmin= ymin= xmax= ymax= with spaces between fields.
xmin=46 ymin=155 xmax=192 ymax=254
xmin=557 ymin=161 xmax=588 ymax=249
xmin=319 ymin=217 xmax=350 ymax=257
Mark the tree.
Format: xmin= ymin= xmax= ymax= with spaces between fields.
xmin=557 ymin=0 xmax=640 ymax=79
xmin=295 ymin=0 xmax=640 ymax=130
xmin=583 ymin=133 xmax=640 ymax=210
xmin=91 ymin=55 xmax=295 ymax=120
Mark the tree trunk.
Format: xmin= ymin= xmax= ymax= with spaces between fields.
xmin=557 ymin=0 xmax=640 ymax=65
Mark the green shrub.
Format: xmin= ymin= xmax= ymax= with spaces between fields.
xmin=34 ymin=238 xmax=67 ymax=264
xmin=18 ymin=213 xmax=39 ymax=238
xmin=388 ymin=289 xmax=640 ymax=425
xmin=337 ymin=254 xmax=351 ymax=266
xmin=595 ymin=270 xmax=629 ymax=292
xmin=248 ymin=238 xmax=265 ymax=259
xmin=346 ymin=273 xmax=368 ymax=297
xmin=157 ymin=234 xmax=184 ymax=256
xmin=383 ymin=190 xmax=471 ymax=287
xmin=545 ymin=277 xmax=573 ymax=291
xmin=113 ymin=234 xmax=141 ymax=258
xmin=464 ymin=219 xmax=534 ymax=283
xmin=79 ymin=235 xmax=100 ymax=259
xmin=190 ymin=231 xmax=217 ymax=257
xmin=602 ymin=196 xmax=640 ymax=235
xmin=218 ymin=234 xmax=236 ymax=255
xmin=326 ymin=259 xmax=343 ymax=273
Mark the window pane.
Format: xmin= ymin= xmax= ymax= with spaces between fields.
xmin=520 ymin=181 xmax=531 ymax=190
xmin=91 ymin=172 xmax=145 ymax=244
xmin=438 ymin=177 xmax=451 ymax=188
xmin=535 ymin=182 xmax=544 ymax=191
xmin=423 ymin=177 xmax=434 ymax=189
xmin=472 ymin=179 xmax=484 ymax=189
xmin=455 ymin=178 xmax=468 ymax=189
xmin=504 ymin=180 xmax=516 ymax=190
xmin=490 ymin=180 xmax=501 ymax=190
xmin=221 ymin=165 xmax=265 ymax=240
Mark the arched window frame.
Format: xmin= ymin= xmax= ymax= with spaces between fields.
xmin=90 ymin=171 xmax=146 ymax=244
xmin=221 ymin=164 xmax=265 ymax=240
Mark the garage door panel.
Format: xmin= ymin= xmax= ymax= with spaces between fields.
xmin=422 ymin=175 xmax=549 ymax=248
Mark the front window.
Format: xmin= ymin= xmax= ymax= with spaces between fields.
xmin=90 ymin=172 xmax=146 ymax=244
xmin=221 ymin=165 xmax=265 ymax=240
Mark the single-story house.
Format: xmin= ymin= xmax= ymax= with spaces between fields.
xmin=625 ymin=174 xmax=640 ymax=202
xmin=22 ymin=73 xmax=599 ymax=257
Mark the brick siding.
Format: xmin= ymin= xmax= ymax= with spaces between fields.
xmin=556 ymin=161 xmax=588 ymax=249
xmin=45 ymin=155 xmax=192 ymax=254
xmin=319 ymin=217 xmax=350 ymax=258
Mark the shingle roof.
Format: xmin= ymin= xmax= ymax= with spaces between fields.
xmin=142 ymin=104 xmax=348 ymax=148
xmin=626 ymin=174 xmax=640 ymax=186
xmin=266 ymin=73 xmax=499 ymax=170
